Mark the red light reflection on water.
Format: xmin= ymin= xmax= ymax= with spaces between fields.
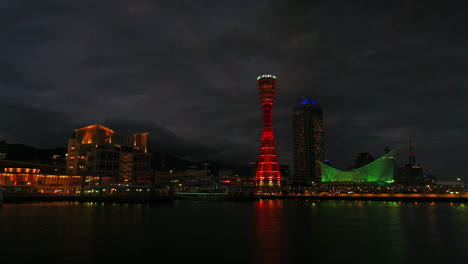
xmin=254 ymin=199 xmax=285 ymax=264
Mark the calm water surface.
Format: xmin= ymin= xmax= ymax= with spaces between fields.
xmin=1 ymin=200 xmax=466 ymax=264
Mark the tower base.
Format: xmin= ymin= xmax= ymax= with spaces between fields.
xmin=255 ymin=179 xmax=282 ymax=194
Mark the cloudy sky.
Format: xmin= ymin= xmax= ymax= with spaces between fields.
xmin=0 ymin=0 xmax=467 ymax=181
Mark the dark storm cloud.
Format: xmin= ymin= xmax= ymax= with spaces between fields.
xmin=0 ymin=102 xmax=228 ymax=162
xmin=260 ymin=0 xmax=468 ymax=180
xmin=1 ymin=0 xmax=467 ymax=180
xmin=0 ymin=102 xmax=76 ymax=147
xmin=102 ymin=118 xmax=223 ymax=161
xmin=102 ymin=118 xmax=259 ymax=165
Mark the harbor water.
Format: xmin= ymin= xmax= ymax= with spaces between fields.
xmin=1 ymin=200 xmax=466 ymax=264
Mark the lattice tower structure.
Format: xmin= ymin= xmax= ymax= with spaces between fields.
xmin=255 ymin=74 xmax=281 ymax=186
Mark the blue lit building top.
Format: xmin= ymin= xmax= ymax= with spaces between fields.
xmin=298 ymin=98 xmax=318 ymax=105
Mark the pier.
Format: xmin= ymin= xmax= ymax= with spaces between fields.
xmin=260 ymin=193 xmax=468 ymax=202
xmin=2 ymin=191 xmax=467 ymax=203
xmin=2 ymin=185 xmax=174 ymax=204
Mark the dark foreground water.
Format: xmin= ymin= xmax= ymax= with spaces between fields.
xmin=1 ymin=200 xmax=466 ymax=264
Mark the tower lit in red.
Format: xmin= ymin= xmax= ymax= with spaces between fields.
xmin=255 ymin=74 xmax=281 ymax=187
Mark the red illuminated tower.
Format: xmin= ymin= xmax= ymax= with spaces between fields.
xmin=255 ymin=74 xmax=281 ymax=187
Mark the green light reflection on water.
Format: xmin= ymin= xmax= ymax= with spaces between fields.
xmin=386 ymin=201 xmax=400 ymax=207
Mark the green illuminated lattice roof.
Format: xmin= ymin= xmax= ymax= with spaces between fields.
xmin=320 ymin=147 xmax=400 ymax=183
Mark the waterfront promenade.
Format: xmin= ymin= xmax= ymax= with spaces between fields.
xmin=2 ymin=191 xmax=467 ymax=203
xmin=261 ymin=192 xmax=468 ymax=202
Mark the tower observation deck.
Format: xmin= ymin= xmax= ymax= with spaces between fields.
xmin=255 ymin=74 xmax=281 ymax=187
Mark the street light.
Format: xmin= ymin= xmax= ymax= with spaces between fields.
xmin=456 ymin=178 xmax=462 ymax=193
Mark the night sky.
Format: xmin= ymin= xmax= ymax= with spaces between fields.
xmin=0 ymin=1 xmax=467 ymax=181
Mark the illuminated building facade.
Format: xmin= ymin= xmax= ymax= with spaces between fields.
xmin=0 ymin=167 xmax=105 ymax=193
xmin=292 ymin=98 xmax=324 ymax=185
xmin=255 ymin=74 xmax=281 ymax=187
xmin=66 ymin=124 xmax=151 ymax=182
xmin=0 ymin=159 xmax=66 ymax=174
xmin=319 ymin=147 xmax=398 ymax=184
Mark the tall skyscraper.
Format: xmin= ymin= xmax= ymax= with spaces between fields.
xmin=255 ymin=74 xmax=281 ymax=187
xmin=292 ymin=98 xmax=324 ymax=185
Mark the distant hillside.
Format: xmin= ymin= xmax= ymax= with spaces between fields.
xmin=3 ymin=143 xmax=67 ymax=165
xmin=1 ymin=141 xmax=248 ymax=175
xmin=150 ymin=151 xmax=251 ymax=176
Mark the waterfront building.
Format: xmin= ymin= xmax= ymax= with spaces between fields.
xmin=0 ymin=141 xmax=7 ymax=160
xmin=0 ymin=167 xmax=104 ymax=193
xmin=0 ymin=159 xmax=66 ymax=174
xmin=394 ymin=140 xmax=428 ymax=184
xmin=319 ymin=147 xmax=398 ymax=184
xmin=219 ymin=169 xmax=235 ymax=178
xmin=66 ymin=124 xmax=151 ymax=183
xmin=404 ymin=140 xmax=424 ymax=181
xmin=154 ymin=169 xmax=208 ymax=186
xmin=254 ymin=74 xmax=281 ymax=188
xmin=292 ymin=97 xmax=324 ymax=185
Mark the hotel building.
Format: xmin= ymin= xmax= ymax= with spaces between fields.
xmin=66 ymin=124 xmax=151 ymax=183
xmin=292 ymin=98 xmax=324 ymax=185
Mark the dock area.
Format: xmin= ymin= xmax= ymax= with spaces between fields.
xmin=2 ymin=192 xmax=467 ymax=203
xmin=260 ymin=193 xmax=468 ymax=202
xmin=1 ymin=184 xmax=175 ymax=204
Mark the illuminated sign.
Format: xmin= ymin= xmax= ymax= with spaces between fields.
xmin=257 ymin=74 xmax=277 ymax=80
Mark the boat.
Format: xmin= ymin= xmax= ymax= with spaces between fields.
xmin=175 ymin=175 xmax=231 ymax=201
xmin=174 ymin=176 xmax=260 ymax=201
xmin=176 ymin=190 xmax=229 ymax=201
xmin=176 ymin=186 xmax=261 ymax=201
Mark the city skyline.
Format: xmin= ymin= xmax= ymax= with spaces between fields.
xmin=0 ymin=1 xmax=467 ymax=181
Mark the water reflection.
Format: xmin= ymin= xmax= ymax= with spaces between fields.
xmin=1 ymin=200 xmax=467 ymax=263
xmin=426 ymin=206 xmax=442 ymax=255
xmin=384 ymin=201 xmax=408 ymax=263
xmin=254 ymin=199 xmax=285 ymax=264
